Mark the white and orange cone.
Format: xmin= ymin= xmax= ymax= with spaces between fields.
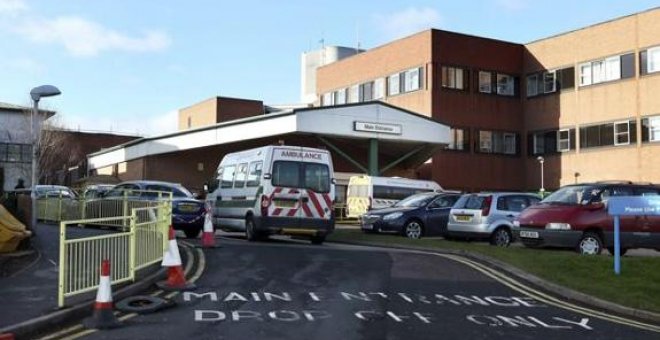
xmin=156 ymin=226 xmax=196 ymax=291
xmin=201 ymin=205 xmax=217 ymax=248
xmin=83 ymin=259 xmax=121 ymax=329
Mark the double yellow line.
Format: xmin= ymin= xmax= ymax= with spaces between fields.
xmin=39 ymin=241 xmax=206 ymax=340
xmin=425 ymin=251 xmax=660 ymax=333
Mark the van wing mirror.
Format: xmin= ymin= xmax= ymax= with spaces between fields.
xmin=331 ymin=178 xmax=337 ymax=184
xmin=263 ymin=173 xmax=272 ymax=180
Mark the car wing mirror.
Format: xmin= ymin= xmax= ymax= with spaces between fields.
xmin=587 ymin=202 xmax=605 ymax=211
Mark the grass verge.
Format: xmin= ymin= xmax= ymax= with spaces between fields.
xmin=327 ymin=229 xmax=660 ymax=314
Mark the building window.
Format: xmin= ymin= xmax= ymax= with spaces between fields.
xmin=187 ymin=116 xmax=191 ymax=128
xmin=543 ymin=70 xmax=556 ymax=93
xmin=641 ymin=116 xmax=660 ymax=142
xmin=361 ymin=81 xmax=374 ymax=101
xmin=447 ymin=128 xmax=470 ymax=151
xmin=442 ymin=66 xmax=467 ymax=90
xmin=580 ymin=55 xmax=624 ymax=86
xmin=0 ymin=143 xmax=31 ymax=163
xmin=387 ymin=73 xmax=400 ymax=96
xmin=526 ymin=74 xmax=538 ymax=97
xmin=479 ymin=130 xmax=518 ymax=155
xmin=374 ymin=78 xmax=385 ymax=99
xmin=348 ymin=85 xmax=359 ymax=103
xmin=649 ymin=47 xmax=660 ymax=73
xmin=322 ymin=92 xmax=333 ymax=106
xmin=479 ymin=71 xmax=492 ymax=93
xmin=614 ymin=121 xmax=630 ymax=145
xmin=580 ymin=120 xmax=636 ymax=149
xmin=532 ymin=132 xmax=545 ymax=154
xmin=403 ymin=67 xmax=421 ymax=92
xmin=557 ymin=129 xmax=570 ymax=151
xmin=334 ymin=88 xmax=346 ymax=105
xmin=496 ymin=73 xmax=514 ymax=96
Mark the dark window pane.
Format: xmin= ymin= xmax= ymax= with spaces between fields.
xmin=544 ymin=131 xmax=557 ymax=153
xmin=304 ymin=163 xmax=330 ymax=193
xmin=560 ymin=67 xmax=575 ymax=89
xmin=640 ymin=50 xmax=648 ymax=75
xmin=600 ymin=123 xmax=614 ymax=146
xmin=630 ymin=120 xmax=637 ymax=143
xmin=621 ymin=53 xmax=635 ymax=79
xmin=584 ymin=126 xmax=601 ymax=148
xmin=570 ymin=129 xmax=576 ymax=150
xmin=642 ymin=118 xmax=649 ymax=142
xmin=272 ymin=161 xmax=301 ymax=188
xmin=0 ymin=144 xmax=6 ymax=162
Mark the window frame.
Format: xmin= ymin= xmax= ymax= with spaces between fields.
xmin=403 ymin=67 xmax=421 ymax=92
xmin=543 ymin=70 xmax=557 ymax=93
xmin=557 ymin=129 xmax=571 ymax=152
xmin=647 ymin=46 xmax=660 ymax=73
xmin=614 ymin=120 xmax=630 ymax=146
xmin=478 ymin=71 xmax=492 ymax=93
xmin=246 ymin=161 xmax=263 ymax=187
xmin=387 ymin=73 xmax=401 ymax=96
xmin=496 ymin=73 xmax=514 ymax=96
xmin=442 ymin=66 xmax=466 ymax=90
xmin=526 ymin=74 xmax=538 ymax=97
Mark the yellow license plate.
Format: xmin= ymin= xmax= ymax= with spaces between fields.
xmin=455 ymin=215 xmax=471 ymax=222
xmin=275 ymin=200 xmax=296 ymax=208
xmin=179 ymin=205 xmax=198 ymax=212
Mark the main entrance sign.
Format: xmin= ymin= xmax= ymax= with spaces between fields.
xmin=354 ymin=121 xmax=402 ymax=135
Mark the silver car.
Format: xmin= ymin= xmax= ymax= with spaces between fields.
xmin=447 ymin=192 xmax=541 ymax=246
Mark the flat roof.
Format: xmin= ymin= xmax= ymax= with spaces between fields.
xmin=87 ymin=101 xmax=451 ymax=171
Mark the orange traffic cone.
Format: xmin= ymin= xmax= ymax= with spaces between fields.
xmin=0 ymin=333 xmax=15 ymax=340
xmin=201 ymin=205 xmax=217 ymax=248
xmin=157 ymin=226 xmax=196 ymax=291
xmin=83 ymin=260 xmax=121 ymax=329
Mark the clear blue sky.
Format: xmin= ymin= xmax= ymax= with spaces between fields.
xmin=1 ymin=0 xmax=658 ymax=136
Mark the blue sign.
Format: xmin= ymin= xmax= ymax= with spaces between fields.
xmin=608 ymin=196 xmax=660 ymax=216
xmin=606 ymin=195 xmax=660 ymax=275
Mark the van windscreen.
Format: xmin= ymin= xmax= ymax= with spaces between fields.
xmin=272 ymin=161 xmax=330 ymax=193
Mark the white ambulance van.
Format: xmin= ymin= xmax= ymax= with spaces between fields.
xmin=346 ymin=175 xmax=442 ymax=218
xmin=206 ymin=145 xmax=335 ymax=244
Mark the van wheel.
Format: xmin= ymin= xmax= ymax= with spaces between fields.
xmin=577 ymin=232 xmax=602 ymax=255
xmin=403 ymin=220 xmax=423 ymax=239
xmin=490 ymin=227 xmax=512 ymax=247
xmin=607 ymin=247 xmax=628 ymax=256
xmin=245 ymin=218 xmax=259 ymax=242
xmin=311 ymin=235 xmax=325 ymax=245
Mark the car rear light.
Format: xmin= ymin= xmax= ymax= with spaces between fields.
xmin=482 ymin=196 xmax=492 ymax=217
xmin=261 ymin=195 xmax=270 ymax=216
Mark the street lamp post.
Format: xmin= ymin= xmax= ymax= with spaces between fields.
xmin=29 ymin=85 xmax=61 ymax=229
xmin=536 ymin=156 xmax=545 ymax=196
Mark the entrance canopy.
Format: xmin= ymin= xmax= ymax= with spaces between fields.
xmin=88 ymin=102 xmax=451 ymax=176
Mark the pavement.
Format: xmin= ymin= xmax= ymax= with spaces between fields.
xmin=0 ymin=222 xmax=658 ymax=339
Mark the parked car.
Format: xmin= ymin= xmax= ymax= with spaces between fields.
xmin=515 ymin=182 xmax=660 ymax=255
xmin=447 ymin=192 xmax=542 ymax=246
xmin=81 ymin=184 xmax=115 ymax=199
xmin=360 ymin=192 xmax=461 ymax=239
xmin=33 ymin=185 xmax=78 ymax=199
xmin=104 ymin=181 xmax=206 ymax=238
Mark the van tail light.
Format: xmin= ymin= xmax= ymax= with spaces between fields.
xmin=481 ymin=196 xmax=492 ymax=217
xmin=261 ymin=196 xmax=270 ymax=216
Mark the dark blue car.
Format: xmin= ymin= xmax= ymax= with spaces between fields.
xmin=360 ymin=192 xmax=461 ymax=239
xmin=104 ymin=181 xmax=206 ymax=238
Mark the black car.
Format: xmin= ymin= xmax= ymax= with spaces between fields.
xmin=104 ymin=181 xmax=206 ymax=238
xmin=360 ymin=192 xmax=461 ymax=239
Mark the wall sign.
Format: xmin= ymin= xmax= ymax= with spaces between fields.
xmin=354 ymin=121 xmax=402 ymax=135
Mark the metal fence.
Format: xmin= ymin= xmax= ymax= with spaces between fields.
xmin=57 ymin=201 xmax=171 ymax=307
xmin=38 ymin=190 xmax=173 ymax=229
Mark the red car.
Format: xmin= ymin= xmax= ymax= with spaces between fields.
xmin=515 ymin=182 xmax=660 ymax=255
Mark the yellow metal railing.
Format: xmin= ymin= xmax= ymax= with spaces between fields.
xmin=57 ymin=200 xmax=171 ymax=307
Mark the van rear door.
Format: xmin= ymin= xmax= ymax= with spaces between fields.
xmin=268 ymin=148 xmax=304 ymax=228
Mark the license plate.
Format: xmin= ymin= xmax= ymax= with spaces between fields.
xmin=178 ymin=204 xmax=198 ymax=212
xmin=455 ymin=215 xmax=471 ymax=222
xmin=275 ymin=200 xmax=296 ymax=208
xmin=520 ymin=230 xmax=539 ymax=239
xmin=362 ymin=224 xmax=373 ymax=230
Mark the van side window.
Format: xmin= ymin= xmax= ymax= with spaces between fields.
xmin=304 ymin=163 xmax=330 ymax=193
xmin=221 ymin=165 xmax=235 ymax=188
xmin=272 ymin=161 xmax=300 ymax=188
xmin=246 ymin=161 xmax=263 ymax=187
xmin=234 ymin=163 xmax=248 ymax=188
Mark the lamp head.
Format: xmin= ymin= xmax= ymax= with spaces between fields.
xmin=536 ymin=156 xmax=544 ymax=163
xmin=30 ymin=85 xmax=61 ymax=102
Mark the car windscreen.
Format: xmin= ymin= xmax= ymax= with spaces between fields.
xmin=393 ymin=194 xmax=435 ymax=208
xmin=272 ymin=161 xmax=330 ymax=193
xmin=542 ymin=185 xmax=600 ymax=205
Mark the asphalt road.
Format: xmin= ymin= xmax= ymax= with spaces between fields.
xmin=58 ymin=235 xmax=659 ymax=340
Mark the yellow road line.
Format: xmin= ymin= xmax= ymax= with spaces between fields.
xmin=428 ymin=252 xmax=660 ymax=333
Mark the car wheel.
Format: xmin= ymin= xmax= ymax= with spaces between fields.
xmin=490 ymin=227 xmax=512 ymax=247
xmin=311 ymin=235 xmax=325 ymax=245
xmin=607 ymin=247 xmax=628 ymax=256
xmin=577 ymin=232 xmax=603 ymax=255
xmin=403 ymin=220 xmax=423 ymax=239
xmin=184 ymin=227 xmax=201 ymax=239
xmin=245 ymin=217 xmax=259 ymax=242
